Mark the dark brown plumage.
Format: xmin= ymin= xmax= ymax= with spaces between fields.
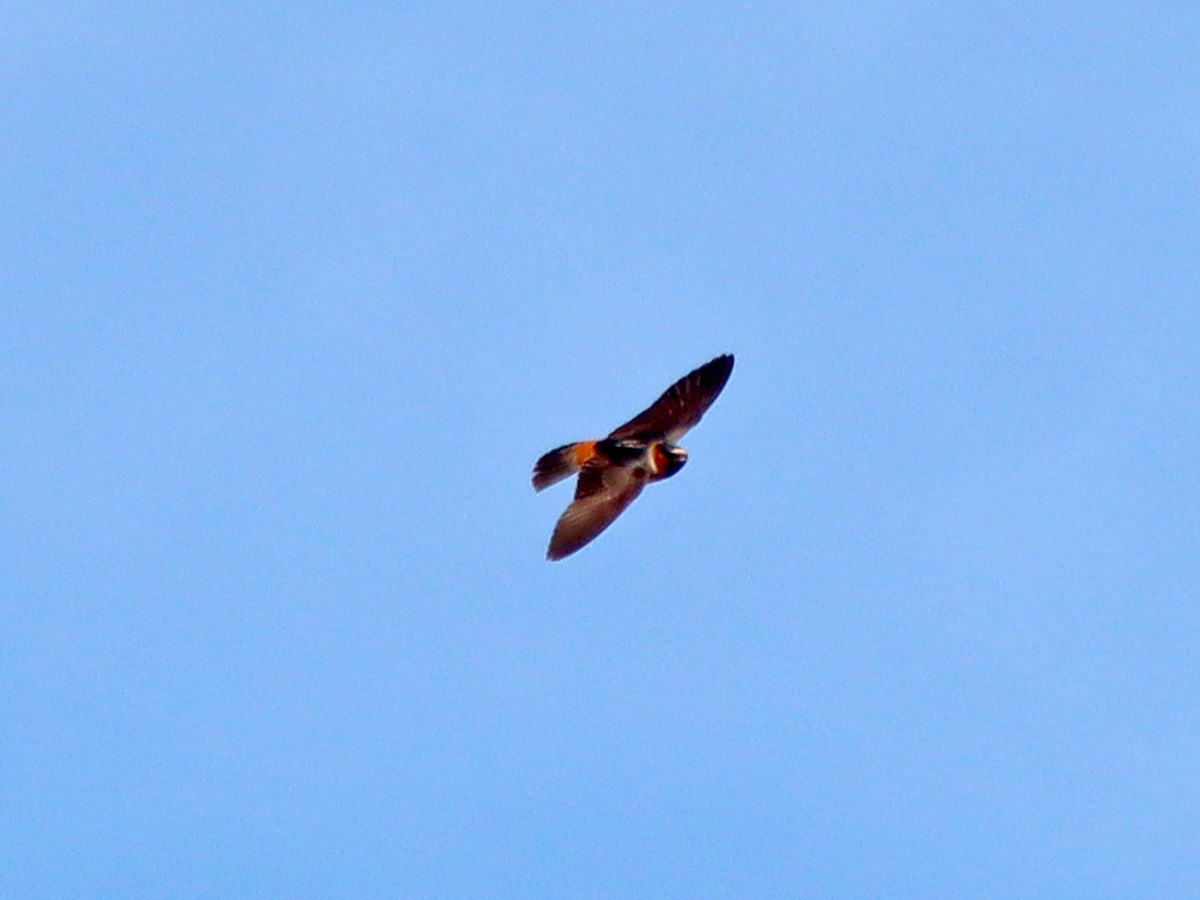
xmin=532 ymin=354 xmax=734 ymax=560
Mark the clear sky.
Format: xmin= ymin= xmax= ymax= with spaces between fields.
xmin=5 ymin=4 xmax=1199 ymax=897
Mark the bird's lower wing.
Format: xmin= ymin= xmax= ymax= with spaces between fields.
xmin=547 ymin=462 xmax=644 ymax=560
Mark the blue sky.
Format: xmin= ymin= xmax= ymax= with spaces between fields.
xmin=5 ymin=4 xmax=1199 ymax=896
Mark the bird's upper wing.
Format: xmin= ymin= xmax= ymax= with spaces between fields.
xmin=607 ymin=354 xmax=734 ymax=443
xmin=546 ymin=458 xmax=645 ymax=560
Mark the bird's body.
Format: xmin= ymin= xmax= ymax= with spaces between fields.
xmin=532 ymin=354 xmax=734 ymax=560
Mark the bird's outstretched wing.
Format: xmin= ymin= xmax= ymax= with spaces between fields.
xmin=546 ymin=457 xmax=645 ymax=560
xmin=608 ymin=354 xmax=734 ymax=443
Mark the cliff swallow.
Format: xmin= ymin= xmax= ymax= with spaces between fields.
xmin=532 ymin=354 xmax=734 ymax=560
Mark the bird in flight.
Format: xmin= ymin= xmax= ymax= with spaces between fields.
xmin=532 ymin=354 xmax=734 ymax=560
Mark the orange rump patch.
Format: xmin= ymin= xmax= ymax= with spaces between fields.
xmin=573 ymin=441 xmax=598 ymax=466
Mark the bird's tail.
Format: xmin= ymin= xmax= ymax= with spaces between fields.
xmin=532 ymin=441 xmax=596 ymax=491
